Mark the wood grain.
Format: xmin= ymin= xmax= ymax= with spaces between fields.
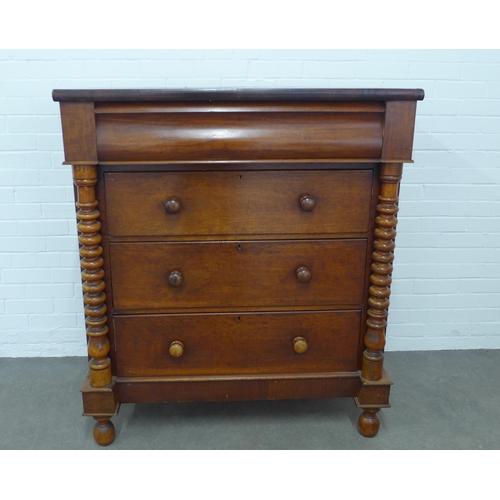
xmin=94 ymin=101 xmax=386 ymax=114
xmin=381 ymin=101 xmax=418 ymax=162
xmin=116 ymin=373 xmax=361 ymax=403
xmin=53 ymin=87 xmax=423 ymax=443
xmin=96 ymin=112 xmax=383 ymax=162
xmin=73 ymin=165 xmax=111 ymax=387
xmin=362 ymin=163 xmax=402 ymax=381
xmin=59 ymin=103 xmax=97 ymax=164
xmin=104 ymin=170 xmax=373 ymax=237
xmin=109 ymin=239 xmax=367 ymax=311
xmin=114 ymin=310 xmax=362 ymax=376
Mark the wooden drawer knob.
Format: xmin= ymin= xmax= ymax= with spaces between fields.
xmin=165 ymin=197 xmax=181 ymax=214
xmin=293 ymin=336 xmax=308 ymax=354
xmin=299 ymin=195 xmax=316 ymax=212
xmin=296 ymin=266 xmax=312 ymax=283
xmin=168 ymin=270 xmax=183 ymax=287
xmin=169 ymin=341 xmax=184 ymax=357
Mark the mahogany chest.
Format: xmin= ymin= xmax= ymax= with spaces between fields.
xmin=53 ymin=88 xmax=424 ymax=445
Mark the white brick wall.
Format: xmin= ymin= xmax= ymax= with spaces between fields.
xmin=0 ymin=49 xmax=499 ymax=356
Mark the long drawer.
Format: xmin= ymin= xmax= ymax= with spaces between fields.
xmin=96 ymin=109 xmax=383 ymax=162
xmin=109 ymin=239 xmax=367 ymax=312
xmin=104 ymin=170 xmax=373 ymax=237
xmin=114 ymin=311 xmax=362 ymax=376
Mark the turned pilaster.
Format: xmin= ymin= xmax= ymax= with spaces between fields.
xmin=362 ymin=163 xmax=402 ymax=381
xmin=73 ymin=165 xmax=111 ymax=388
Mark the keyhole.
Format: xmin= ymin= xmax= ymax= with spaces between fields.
xmin=237 ymin=316 xmax=241 ymax=321
xmin=239 ymin=175 xmax=243 ymax=180
xmin=237 ymin=244 xmax=241 ymax=250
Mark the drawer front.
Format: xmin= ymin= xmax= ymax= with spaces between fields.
xmin=109 ymin=239 xmax=367 ymax=311
xmin=96 ymin=110 xmax=383 ymax=162
xmin=114 ymin=311 xmax=362 ymax=376
xmin=104 ymin=170 xmax=373 ymax=237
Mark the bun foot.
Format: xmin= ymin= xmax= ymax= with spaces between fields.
xmin=358 ymin=409 xmax=380 ymax=438
xmin=93 ymin=417 xmax=115 ymax=446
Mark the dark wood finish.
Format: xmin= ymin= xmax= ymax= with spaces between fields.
xmin=73 ymin=165 xmax=111 ymax=388
xmin=109 ymin=233 xmax=371 ymax=244
xmin=358 ymin=410 xmax=380 ymax=438
xmin=167 ymin=270 xmax=183 ymax=288
xmin=81 ymin=374 xmax=119 ymax=446
xmin=355 ymin=369 xmax=393 ymax=406
xmin=81 ymin=375 xmax=119 ymax=416
xmin=299 ymin=195 xmax=316 ymax=212
xmin=93 ymin=418 xmax=115 ymax=446
xmin=101 ymin=161 xmax=379 ymax=170
xmin=296 ymin=266 xmax=313 ymax=283
xmin=59 ymin=103 xmax=98 ymax=164
xmin=355 ymin=363 xmax=392 ymax=439
xmin=96 ymin=111 xmax=383 ymax=162
xmin=362 ymin=163 xmax=403 ymax=381
xmin=94 ymin=165 xmax=118 ymax=374
xmin=94 ymin=101 xmax=386 ymax=115
xmin=109 ymin=240 xmax=367 ymax=311
xmin=381 ymin=101 xmax=419 ymax=161
xmin=164 ymin=197 xmax=181 ymax=214
xmin=53 ymin=88 xmax=425 ymax=102
xmin=114 ymin=311 xmax=361 ymax=376
xmin=54 ymin=88 xmax=423 ymax=444
xmin=104 ymin=170 xmax=373 ymax=237
xmin=115 ymin=373 xmax=361 ymax=403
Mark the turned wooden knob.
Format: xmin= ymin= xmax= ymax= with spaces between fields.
xmin=293 ymin=336 xmax=308 ymax=354
xmin=165 ymin=197 xmax=181 ymax=214
xmin=169 ymin=341 xmax=184 ymax=357
xmin=296 ymin=266 xmax=312 ymax=283
xmin=168 ymin=270 xmax=183 ymax=287
xmin=299 ymin=194 xmax=316 ymax=212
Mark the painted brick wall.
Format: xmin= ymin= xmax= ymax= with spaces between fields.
xmin=0 ymin=49 xmax=499 ymax=356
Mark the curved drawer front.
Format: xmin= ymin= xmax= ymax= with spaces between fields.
xmin=109 ymin=239 xmax=367 ymax=312
xmin=96 ymin=110 xmax=383 ymax=162
xmin=114 ymin=311 xmax=362 ymax=376
xmin=104 ymin=170 xmax=373 ymax=237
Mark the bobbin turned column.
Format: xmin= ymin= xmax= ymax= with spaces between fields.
xmin=357 ymin=163 xmax=402 ymax=437
xmin=73 ymin=165 xmax=117 ymax=445
xmin=362 ymin=163 xmax=402 ymax=382
xmin=73 ymin=165 xmax=111 ymax=388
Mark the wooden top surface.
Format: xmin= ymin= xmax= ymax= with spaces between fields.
xmin=52 ymin=88 xmax=425 ymax=103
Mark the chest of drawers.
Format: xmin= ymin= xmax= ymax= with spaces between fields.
xmin=53 ymin=88 xmax=423 ymax=446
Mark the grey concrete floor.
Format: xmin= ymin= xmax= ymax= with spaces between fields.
xmin=0 ymin=350 xmax=498 ymax=449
